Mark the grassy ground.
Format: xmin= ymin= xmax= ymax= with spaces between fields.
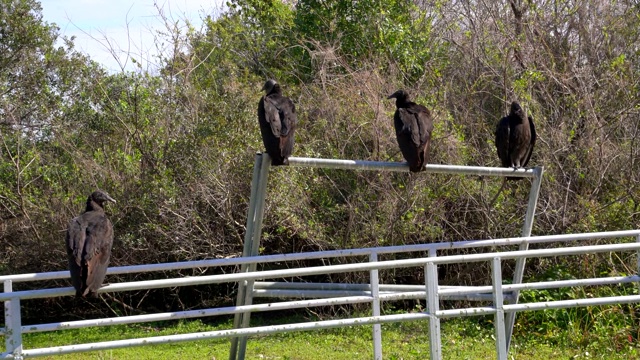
xmin=8 ymin=314 xmax=639 ymax=360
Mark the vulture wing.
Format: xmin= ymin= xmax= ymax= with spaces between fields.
xmin=66 ymin=217 xmax=85 ymax=266
xmin=412 ymin=105 xmax=433 ymax=147
xmin=65 ymin=217 xmax=85 ymax=292
xmin=263 ymin=96 xmax=283 ymax=138
xmin=81 ymin=213 xmax=114 ymax=296
xmin=397 ymin=108 xmax=421 ymax=147
xmin=278 ymin=98 xmax=296 ymax=156
xmin=495 ymin=117 xmax=511 ymax=167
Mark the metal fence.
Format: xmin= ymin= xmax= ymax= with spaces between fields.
xmin=2 ymin=230 xmax=640 ymax=359
xmin=230 ymin=154 xmax=544 ymax=360
xmin=3 ymin=154 xmax=639 ymax=360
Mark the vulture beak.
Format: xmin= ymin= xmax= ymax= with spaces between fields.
xmin=387 ymin=90 xmax=402 ymax=99
xmin=106 ymin=195 xmax=117 ymax=204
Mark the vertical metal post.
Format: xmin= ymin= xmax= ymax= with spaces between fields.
xmin=369 ymin=253 xmax=383 ymax=360
xmin=230 ymin=153 xmax=265 ymax=360
xmin=504 ymin=166 xmax=543 ymax=351
xmin=492 ymin=257 xmax=507 ymax=360
xmin=636 ymin=235 xmax=640 ymax=295
xmin=425 ymin=258 xmax=441 ymax=360
xmin=236 ymin=153 xmax=272 ymax=360
xmin=4 ymin=280 xmax=23 ymax=360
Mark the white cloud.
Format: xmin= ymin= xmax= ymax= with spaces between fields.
xmin=39 ymin=0 xmax=227 ymax=72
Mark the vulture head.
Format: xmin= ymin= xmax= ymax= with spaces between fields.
xmin=510 ymin=101 xmax=525 ymax=117
xmin=387 ymin=90 xmax=410 ymax=106
xmin=262 ymin=79 xmax=278 ymax=95
xmin=87 ymin=190 xmax=116 ymax=210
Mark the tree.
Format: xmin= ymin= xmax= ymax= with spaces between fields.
xmin=1 ymin=0 xmax=106 ymax=265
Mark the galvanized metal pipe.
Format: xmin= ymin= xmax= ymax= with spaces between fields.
xmin=255 ymin=275 xmax=640 ymax=295
xmin=252 ymin=289 xmax=497 ymax=303
xmin=436 ymin=307 xmax=497 ymax=318
xmin=503 ymin=294 xmax=640 ymax=312
xmin=287 ymin=156 xmax=537 ymax=178
xmin=237 ymin=153 xmax=272 ymax=360
xmin=253 ymin=282 xmax=491 ymax=295
xmin=233 ymin=153 xmax=272 ymax=360
xmin=251 ymin=289 xmax=429 ymax=300
xmin=250 ymin=275 xmax=640 ymax=302
xmin=425 ymin=262 xmax=441 ymax=360
xmin=439 ymin=275 xmax=640 ymax=296
xmin=492 ymin=258 xmax=507 ymax=360
xmin=230 ymin=153 xmax=263 ymax=360
xmin=2 ymin=229 xmax=639 ymax=284
xmin=2 ymin=295 xmax=375 ymax=335
xmin=241 ymin=153 xmax=264 ymax=258
xmin=14 ymin=313 xmax=433 ymax=358
xmin=252 ymin=289 xmax=373 ymax=298
xmin=434 ymin=295 xmax=640 ymax=317
xmin=254 ymin=281 xmax=377 ymax=290
xmin=505 ymin=166 xmax=544 ymax=351
xmin=369 ymin=253 xmax=382 ymax=360
xmin=3 ymin=280 xmax=22 ymax=360
xmin=253 ymin=282 xmax=460 ymax=291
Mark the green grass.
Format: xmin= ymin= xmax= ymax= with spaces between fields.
xmin=7 ymin=315 xmax=639 ymax=359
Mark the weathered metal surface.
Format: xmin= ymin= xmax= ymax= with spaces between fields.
xmin=14 ymin=313 xmax=433 ymax=358
xmin=287 ymin=156 xmax=537 ymax=178
xmin=3 ymin=280 xmax=22 ymax=360
xmin=370 ymin=253 xmax=383 ymax=360
xmin=505 ymin=166 xmax=544 ymax=349
xmin=492 ymin=258 xmax=507 ymax=360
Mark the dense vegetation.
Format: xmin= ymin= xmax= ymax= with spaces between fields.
xmin=1 ymin=0 xmax=639 ymax=349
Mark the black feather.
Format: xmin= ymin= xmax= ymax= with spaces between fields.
xmin=258 ymin=79 xmax=297 ymax=166
xmin=65 ymin=190 xmax=116 ymax=298
xmin=388 ymin=90 xmax=434 ymax=173
xmin=495 ymin=102 xmax=537 ymax=180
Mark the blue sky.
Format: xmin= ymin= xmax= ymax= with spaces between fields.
xmin=39 ymin=0 xmax=226 ymax=72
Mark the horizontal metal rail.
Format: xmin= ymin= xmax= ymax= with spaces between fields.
xmin=254 ymin=278 xmax=640 ymax=303
xmin=3 ymin=313 xmax=434 ymax=358
xmin=2 ymin=230 xmax=638 ymax=284
xmin=287 ymin=157 xmax=536 ymax=177
xmin=251 ymin=289 xmax=496 ymax=302
xmin=2 ymin=242 xmax=640 ymax=303
xmin=4 ymin=293 xmax=640 ymax=359
xmin=2 ymin=296 xmax=373 ymax=335
xmin=253 ymin=275 xmax=640 ymax=297
xmin=436 ymin=294 xmax=640 ymax=318
xmin=0 ymin=291 xmax=428 ymax=336
xmin=253 ymin=276 xmax=640 ymax=301
xmin=254 ymin=282 xmax=476 ymax=292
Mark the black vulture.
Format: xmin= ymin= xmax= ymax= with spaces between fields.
xmin=258 ymin=79 xmax=297 ymax=166
xmin=489 ymin=102 xmax=537 ymax=206
xmin=388 ymin=90 xmax=434 ymax=172
xmin=495 ymin=101 xmax=537 ymax=178
xmin=65 ymin=190 xmax=116 ymax=298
